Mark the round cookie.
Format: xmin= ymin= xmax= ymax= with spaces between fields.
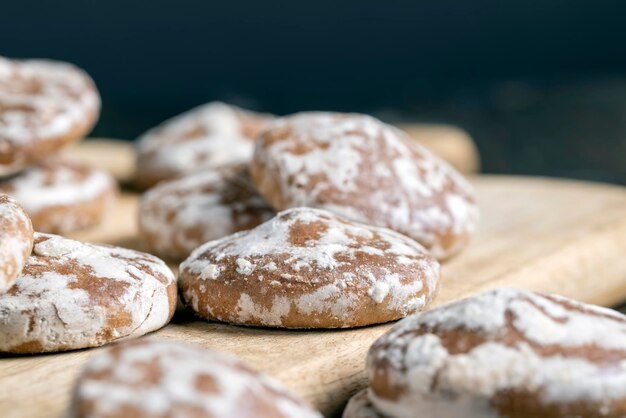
xmin=251 ymin=112 xmax=479 ymax=260
xmin=139 ymin=163 xmax=275 ymax=261
xmin=135 ymin=102 xmax=273 ymax=189
xmin=0 ymin=233 xmax=176 ymax=353
xmin=0 ymin=194 xmax=33 ymax=293
xmin=70 ymin=339 xmax=323 ymax=418
xmin=179 ymin=207 xmax=440 ymax=329
xmin=343 ymin=390 xmax=383 ymax=418
xmin=0 ymin=56 xmax=100 ymax=175
xmin=0 ymin=159 xmax=118 ymax=233
xmin=367 ymin=288 xmax=626 ymax=418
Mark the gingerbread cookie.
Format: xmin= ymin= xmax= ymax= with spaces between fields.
xmin=0 ymin=194 xmax=33 ymax=293
xmin=179 ymin=207 xmax=439 ymax=328
xmin=251 ymin=112 xmax=479 ymax=259
xmin=0 ymin=233 xmax=176 ymax=353
xmin=139 ymin=163 xmax=274 ymax=260
xmin=135 ymin=102 xmax=273 ymax=189
xmin=0 ymin=56 xmax=100 ymax=175
xmin=0 ymin=159 xmax=117 ymax=233
xmin=70 ymin=339 xmax=323 ymax=418
xmin=367 ymin=288 xmax=626 ymax=418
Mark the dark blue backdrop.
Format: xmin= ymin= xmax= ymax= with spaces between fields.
xmin=3 ymin=1 xmax=626 ymax=181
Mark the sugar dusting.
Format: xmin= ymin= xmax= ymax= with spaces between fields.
xmin=368 ymin=288 xmax=626 ymax=418
xmin=73 ymin=340 xmax=322 ymax=418
xmin=180 ymin=207 xmax=439 ymax=328
xmin=0 ymin=195 xmax=33 ymax=292
xmin=253 ymin=112 xmax=479 ymax=259
xmin=0 ymin=233 xmax=175 ymax=352
xmin=136 ymin=102 xmax=270 ymax=184
xmin=0 ymin=57 xmax=100 ymax=173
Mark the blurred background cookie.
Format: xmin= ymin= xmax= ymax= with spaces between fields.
xmin=0 ymin=159 xmax=118 ymax=233
xmin=0 ymin=233 xmax=176 ymax=354
xmin=70 ymin=339 xmax=323 ymax=418
xmin=0 ymin=194 xmax=33 ymax=294
xmin=134 ymin=102 xmax=273 ymax=189
xmin=0 ymin=56 xmax=100 ymax=176
xmin=179 ymin=207 xmax=440 ymax=328
xmin=138 ymin=162 xmax=274 ymax=260
xmin=251 ymin=112 xmax=479 ymax=259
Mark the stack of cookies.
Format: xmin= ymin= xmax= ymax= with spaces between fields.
xmin=0 ymin=56 xmax=117 ymax=234
xmin=135 ymin=104 xmax=480 ymax=329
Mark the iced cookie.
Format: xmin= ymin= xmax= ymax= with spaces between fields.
xmin=70 ymin=339 xmax=323 ymax=418
xmin=139 ymin=163 xmax=274 ymax=260
xmin=0 ymin=56 xmax=100 ymax=175
xmin=0 ymin=159 xmax=117 ymax=233
xmin=179 ymin=207 xmax=439 ymax=328
xmin=135 ymin=102 xmax=272 ymax=189
xmin=0 ymin=233 xmax=176 ymax=353
xmin=251 ymin=112 xmax=479 ymax=259
xmin=367 ymin=288 xmax=626 ymax=418
xmin=0 ymin=194 xmax=33 ymax=293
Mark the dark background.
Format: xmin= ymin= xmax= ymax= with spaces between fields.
xmin=3 ymin=1 xmax=626 ymax=182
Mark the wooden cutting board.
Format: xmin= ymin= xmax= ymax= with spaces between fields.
xmin=3 ymin=175 xmax=626 ymax=418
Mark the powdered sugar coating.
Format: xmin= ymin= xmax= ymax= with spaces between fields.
xmin=0 ymin=56 xmax=100 ymax=175
xmin=0 ymin=159 xmax=117 ymax=233
xmin=368 ymin=288 xmax=626 ymax=418
xmin=135 ymin=102 xmax=273 ymax=189
xmin=70 ymin=339 xmax=322 ymax=418
xmin=251 ymin=112 xmax=479 ymax=259
xmin=138 ymin=163 xmax=274 ymax=260
xmin=0 ymin=194 xmax=33 ymax=293
xmin=0 ymin=233 xmax=176 ymax=353
xmin=179 ymin=207 xmax=440 ymax=328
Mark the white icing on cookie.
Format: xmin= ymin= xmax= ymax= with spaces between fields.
xmin=135 ymin=102 xmax=272 ymax=187
xmin=0 ymin=194 xmax=33 ymax=293
xmin=368 ymin=288 xmax=626 ymax=418
xmin=138 ymin=163 xmax=274 ymax=260
xmin=0 ymin=233 xmax=175 ymax=353
xmin=71 ymin=339 xmax=323 ymax=418
xmin=0 ymin=159 xmax=117 ymax=233
xmin=179 ymin=207 xmax=439 ymax=328
xmin=252 ymin=112 xmax=479 ymax=259
xmin=0 ymin=57 xmax=100 ymax=174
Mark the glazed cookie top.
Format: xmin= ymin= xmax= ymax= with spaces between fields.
xmin=368 ymin=288 xmax=626 ymax=418
xmin=180 ymin=207 xmax=439 ymax=327
xmin=138 ymin=162 xmax=274 ymax=260
xmin=251 ymin=112 xmax=479 ymax=259
xmin=135 ymin=102 xmax=272 ymax=188
xmin=0 ymin=194 xmax=33 ymax=293
xmin=0 ymin=57 xmax=100 ymax=174
xmin=0 ymin=159 xmax=116 ymax=214
xmin=0 ymin=233 xmax=176 ymax=353
xmin=71 ymin=339 xmax=323 ymax=418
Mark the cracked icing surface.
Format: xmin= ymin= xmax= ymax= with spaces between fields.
xmin=0 ymin=159 xmax=117 ymax=233
xmin=251 ymin=112 xmax=479 ymax=259
xmin=135 ymin=102 xmax=273 ymax=189
xmin=138 ymin=163 xmax=274 ymax=260
xmin=0 ymin=194 xmax=33 ymax=293
xmin=70 ymin=339 xmax=323 ymax=418
xmin=0 ymin=233 xmax=176 ymax=353
xmin=367 ymin=288 xmax=626 ymax=418
xmin=179 ymin=207 xmax=439 ymax=328
xmin=0 ymin=56 xmax=100 ymax=175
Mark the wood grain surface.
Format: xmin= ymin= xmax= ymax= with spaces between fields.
xmin=4 ymin=175 xmax=626 ymax=418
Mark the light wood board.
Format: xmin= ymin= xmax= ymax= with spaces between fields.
xmin=4 ymin=175 xmax=626 ymax=418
